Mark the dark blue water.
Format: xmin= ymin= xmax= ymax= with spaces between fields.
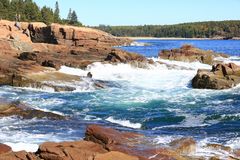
xmin=0 ymin=40 xmax=240 ymax=152
xmin=121 ymin=40 xmax=240 ymax=57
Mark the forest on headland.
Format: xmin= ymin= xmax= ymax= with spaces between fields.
xmin=0 ymin=0 xmax=82 ymax=26
xmin=96 ymin=21 xmax=240 ymax=39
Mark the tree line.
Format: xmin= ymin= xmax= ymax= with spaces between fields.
xmin=0 ymin=0 xmax=82 ymax=26
xmin=96 ymin=21 xmax=240 ymax=38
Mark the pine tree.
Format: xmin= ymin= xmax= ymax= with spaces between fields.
xmin=0 ymin=0 xmax=10 ymax=19
xmin=54 ymin=1 xmax=60 ymax=23
xmin=70 ymin=10 xmax=78 ymax=25
xmin=67 ymin=8 xmax=72 ymax=21
xmin=41 ymin=6 xmax=54 ymax=24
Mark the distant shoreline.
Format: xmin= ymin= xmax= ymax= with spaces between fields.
xmin=123 ymin=37 xmax=240 ymax=40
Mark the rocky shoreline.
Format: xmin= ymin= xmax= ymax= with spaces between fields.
xmin=1 ymin=20 xmax=240 ymax=160
xmin=0 ymin=20 xmax=147 ymax=92
xmin=0 ymin=101 xmax=240 ymax=160
xmin=0 ymin=124 xmax=239 ymax=160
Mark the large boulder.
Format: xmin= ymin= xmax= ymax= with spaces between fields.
xmin=159 ymin=44 xmax=229 ymax=65
xmin=192 ymin=63 xmax=240 ymax=89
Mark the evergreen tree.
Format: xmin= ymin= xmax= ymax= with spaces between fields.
xmin=54 ymin=1 xmax=60 ymax=23
xmin=41 ymin=6 xmax=54 ymax=24
xmin=23 ymin=0 xmax=41 ymax=21
xmin=0 ymin=0 xmax=83 ymax=26
xmin=0 ymin=0 xmax=10 ymax=19
xmin=67 ymin=8 xmax=72 ymax=21
xmin=70 ymin=10 xmax=78 ymax=25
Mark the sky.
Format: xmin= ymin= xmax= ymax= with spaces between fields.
xmin=33 ymin=0 xmax=240 ymax=26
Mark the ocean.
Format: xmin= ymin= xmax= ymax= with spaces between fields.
xmin=0 ymin=39 xmax=240 ymax=157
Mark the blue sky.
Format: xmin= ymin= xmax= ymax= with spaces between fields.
xmin=33 ymin=0 xmax=240 ymax=26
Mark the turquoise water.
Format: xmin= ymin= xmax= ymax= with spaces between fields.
xmin=0 ymin=40 xmax=240 ymax=153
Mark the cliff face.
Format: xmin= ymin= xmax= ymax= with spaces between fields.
xmin=28 ymin=23 xmax=132 ymax=47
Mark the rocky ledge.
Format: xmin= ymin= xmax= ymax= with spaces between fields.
xmin=192 ymin=63 xmax=240 ymax=89
xmin=159 ymin=44 xmax=228 ymax=65
xmin=0 ymin=100 xmax=64 ymax=120
xmin=0 ymin=125 xmax=239 ymax=160
xmin=0 ymin=20 xmax=146 ymax=91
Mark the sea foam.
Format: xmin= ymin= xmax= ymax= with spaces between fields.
xmin=106 ymin=116 xmax=142 ymax=129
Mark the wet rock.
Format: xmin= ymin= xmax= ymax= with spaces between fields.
xmin=94 ymin=151 xmax=139 ymax=160
xmin=169 ymin=138 xmax=196 ymax=155
xmin=0 ymin=101 xmax=65 ymax=120
xmin=209 ymin=156 xmax=220 ymax=160
xmin=234 ymin=149 xmax=240 ymax=157
xmin=206 ymin=144 xmax=232 ymax=152
xmin=0 ymin=144 xmax=12 ymax=155
xmin=87 ymin=72 xmax=93 ymax=78
xmin=159 ymin=44 xmax=228 ymax=65
xmin=192 ymin=63 xmax=240 ymax=89
xmin=147 ymin=148 xmax=188 ymax=160
xmin=37 ymin=140 xmax=107 ymax=160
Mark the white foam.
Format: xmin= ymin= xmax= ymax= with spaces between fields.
xmin=157 ymin=58 xmax=212 ymax=70
xmin=153 ymin=135 xmax=182 ymax=145
xmin=106 ymin=116 xmax=142 ymax=129
xmin=153 ymin=111 xmax=210 ymax=130
xmin=226 ymin=137 xmax=240 ymax=149
xmin=84 ymin=115 xmax=102 ymax=121
xmin=130 ymin=41 xmax=148 ymax=46
xmin=192 ymin=138 xmax=235 ymax=159
xmin=4 ymin=142 xmax=39 ymax=152
xmin=214 ymin=56 xmax=240 ymax=65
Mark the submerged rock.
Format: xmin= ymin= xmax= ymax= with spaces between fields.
xmin=192 ymin=63 xmax=240 ymax=89
xmin=0 ymin=101 xmax=65 ymax=120
xmin=159 ymin=44 xmax=229 ymax=65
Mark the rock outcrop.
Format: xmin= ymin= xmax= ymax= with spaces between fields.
xmin=0 ymin=100 xmax=64 ymax=120
xmin=30 ymin=23 xmax=132 ymax=47
xmin=0 ymin=20 xmax=145 ymax=91
xmin=192 ymin=63 xmax=240 ymax=89
xmin=85 ymin=125 xmax=190 ymax=160
xmin=159 ymin=44 xmax=229 ymax=65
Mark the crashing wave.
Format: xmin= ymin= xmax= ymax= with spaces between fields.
xmin=106 ymin=116 xmax=142 ymax=129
